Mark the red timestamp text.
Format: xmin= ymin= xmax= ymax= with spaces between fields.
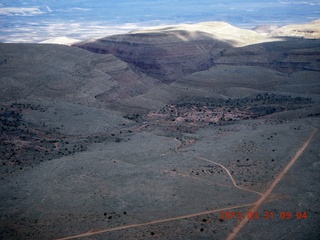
xmin=219 ymin=211 xmax=307 ymax=220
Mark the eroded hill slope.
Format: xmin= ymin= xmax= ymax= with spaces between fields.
xmin=75 ymin=20 xmax=320 ymax=82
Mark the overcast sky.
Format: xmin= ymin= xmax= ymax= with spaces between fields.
xmin=1 ymin=0 xmax=319 ymax=43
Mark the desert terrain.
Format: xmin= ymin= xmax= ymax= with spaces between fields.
xmin=0 ymin=20 xmax=320 ymax=239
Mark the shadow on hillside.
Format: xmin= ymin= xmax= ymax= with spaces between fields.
xmin=74 ymin=32 xmax=320 ymax=82
xmin=73 ymin=30 xmax=237 ymax=82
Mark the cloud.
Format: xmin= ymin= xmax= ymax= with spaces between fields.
xmin=0 ymin=1 xmax=319 ymax=43
xmin=0 ymin=21 xmax=148 ymax=43
xmin=279 ymin=1 xmax=320 ymax=6
xmin=56 ymin=8 xmax=91 ymax=12
xmin=45 ymin=6 xmax=52 ymax=13
xmin=0 ymin=7 xmax=45 ymax=16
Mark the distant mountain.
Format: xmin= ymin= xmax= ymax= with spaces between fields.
xmin=129 ymin=22 xmax=267 ymax=46
xmin=39 ymin=37 xmax=81 ymax=46
xmin=269 ymin=19 xmax=320 ymax=39
xmin=252 ymin=25 xmax=281 ymax=34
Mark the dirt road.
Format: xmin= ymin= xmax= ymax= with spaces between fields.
xmin=196 ymin=156 xmax=263 ymax=197
xmin=226 ymin=128 xmax=317 ymax=240
xmin=56 ymin=203 xmax=256 ymax=240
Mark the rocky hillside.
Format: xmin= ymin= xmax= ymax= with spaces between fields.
xmin=74 ymin=30 xmax=230 ymax=82
xmin=74 ymin=22 xmax=268 ymax=82
xmin=269 ymin=19 xmax=320 ymax=39
xmin=75 ymin=20 xmax=320 ymax=82
xmin=214 ymin=39 xmax=320 ymax=73
xmin=0 ymin=43 xmax=159 ymax=110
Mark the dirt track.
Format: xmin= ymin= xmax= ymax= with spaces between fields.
xmin=226 ymin=128 xmax=317 ymax=240
xmin=196 ymin=156 xmax=263 ymax=197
